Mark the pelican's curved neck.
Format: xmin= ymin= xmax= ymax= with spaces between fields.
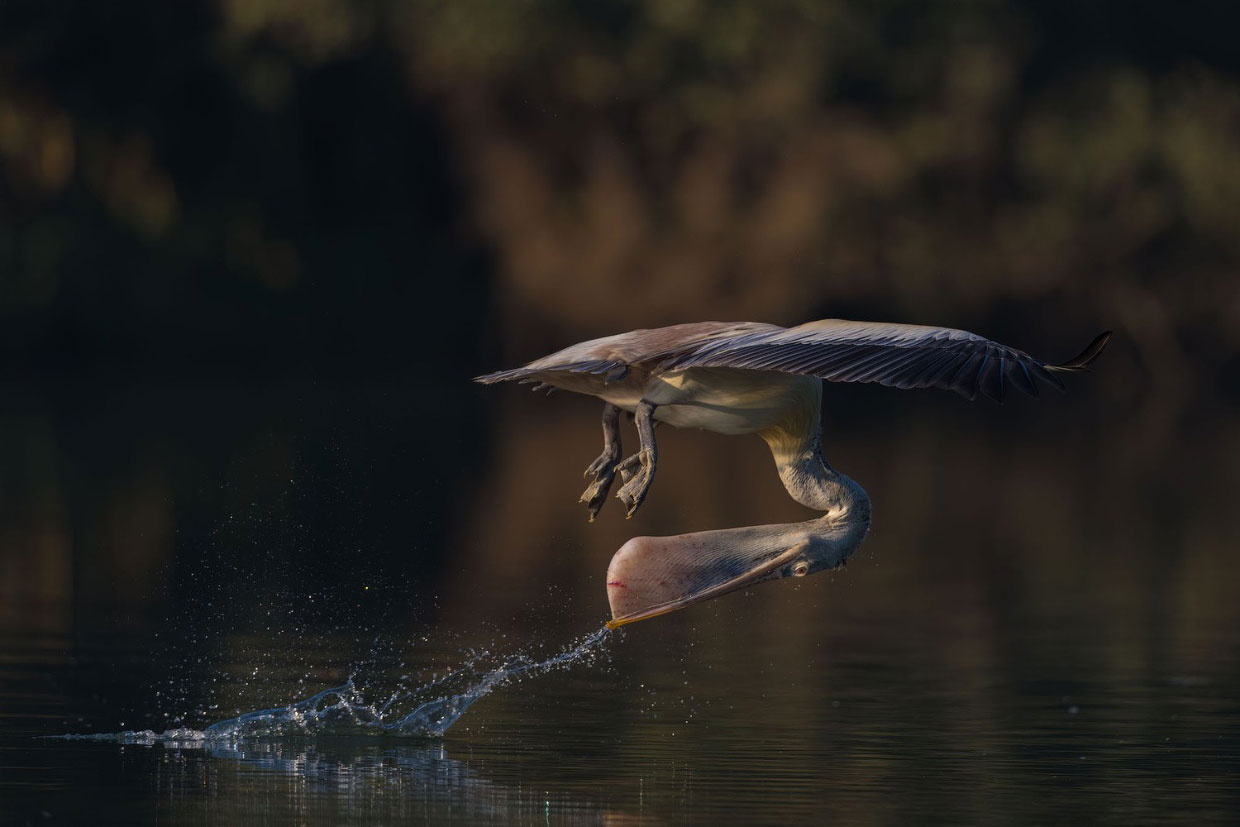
xmin=759 ymin=410 xmax=871 ymax=524
xmin=607 ymin=386 xmax=873 ymax=627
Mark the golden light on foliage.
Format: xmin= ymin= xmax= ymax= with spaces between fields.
xmin=83 ymin=133 xmax=179 ymax=236
xmin=0 ymin=0 xmax=1235 ymax=401
xmin=0 ymin=90 xmax=75 ymax=197
xmin=219 ymin=0 xmax=374 ymax=62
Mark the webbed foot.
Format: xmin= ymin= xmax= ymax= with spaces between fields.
xmin=614 ymin=399 xmax=658 ymax=518
xmin=615 ymin=448 xmax=656 ymax=518
xmin=579 ymin=402 xmax=621 ymax=521
xmin=580 ymin=455 xmax=619 ymax=521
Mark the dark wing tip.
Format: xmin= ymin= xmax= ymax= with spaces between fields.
xmin=474 ymin=367 xmax=533 ymax=384
xmin=474 ymin=358 xmax=626 ymax=385
xmin=979 ymin=356 xmax=1007 ymax=404
xmin=1047 ymin=331 xmax=1112 ymax=373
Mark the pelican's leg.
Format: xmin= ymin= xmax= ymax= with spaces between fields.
xmin=615 ymin=399 xmax=658 ymax=518
xmin=579 ymin=402 xmax=622 ymax=521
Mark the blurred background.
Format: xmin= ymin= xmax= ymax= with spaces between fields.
xmin=1 ymin=1 xmax=1239 ymax=823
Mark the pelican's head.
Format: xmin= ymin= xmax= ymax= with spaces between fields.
xmin=604 ymin=526 xmax=862 ymax=628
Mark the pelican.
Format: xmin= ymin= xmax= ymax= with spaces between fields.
xmin=477 ymin=320 xmax=1110 ymax=627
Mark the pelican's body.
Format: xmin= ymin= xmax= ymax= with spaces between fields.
xmin=509 ymin=322 xmax=818 ymax=435
xmin=478 ymin=319 xmax=1109 ymax=625
xmin=576 ymin=366 xmax=819 ymax=436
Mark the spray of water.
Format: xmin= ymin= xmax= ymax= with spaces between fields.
xmin=53 ymin=627 xmax=611 ymax=744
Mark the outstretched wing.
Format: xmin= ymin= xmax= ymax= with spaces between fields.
xmin=662 ymin=320 xmax=1111 ymax=402
xmin=474 ymin=321 xmax=781 ymax=386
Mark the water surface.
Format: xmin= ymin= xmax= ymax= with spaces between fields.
xmin=2 ymin=381 xmax=1238 ymax=824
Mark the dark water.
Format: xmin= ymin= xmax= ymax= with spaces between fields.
xmin=2 ymin=381 xmax=1238 ymax=825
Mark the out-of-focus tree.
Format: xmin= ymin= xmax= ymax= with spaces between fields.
xmin=2 ymin=0 xmax=1238 ymax=419
xmin=381 ymin=1 xmax=1237 ymax=403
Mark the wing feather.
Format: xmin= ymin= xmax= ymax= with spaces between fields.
xmin=663 ymin=320 xmax=1109 ymax=401
xmin=1007 ymin=359 xmax=1039 ymax=397
xmin=908 ymin=349 xmax=966 ymax=389
xmin=473 ymin=321 xmax=781 ymax=385
xmin=476 ymin=319 xmax=1111 ymax=404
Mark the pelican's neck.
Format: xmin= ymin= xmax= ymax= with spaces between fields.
xmin=759 ymin=411 xmax=871 ymax=524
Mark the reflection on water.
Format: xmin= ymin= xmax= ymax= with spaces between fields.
xmin=32 ymin=738 xmax=628 ymax=824
xmin=2 ymin=381 xmax=1239 ymax=824
xmin=86 ymin=740 xmax=615 ymax=824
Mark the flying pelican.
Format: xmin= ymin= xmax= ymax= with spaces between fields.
xmin=477 ymin=320 xmax=1110 ymax=626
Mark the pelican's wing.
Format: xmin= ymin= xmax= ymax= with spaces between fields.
xmin=474 ymin=321 xmax=782 ymax=385
xmin=662 ymin=320 xmax=1111 ymax=402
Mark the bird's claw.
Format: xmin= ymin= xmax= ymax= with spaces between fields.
xmin=583 ymin=452 xmax=614 ymax=480
xmin=615 ymin=449 xmax=655 ymax=518
xmin=616 ymin=452 xmax=641 ymax=483
xmin=580 ymin=449 xmax=620 ymax=521
xmin=579 ymin=468 xmax=616 ymax=522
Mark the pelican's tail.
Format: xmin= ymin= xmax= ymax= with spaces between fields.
xmin=1046 ymin=331 xmax=1112 ymax=373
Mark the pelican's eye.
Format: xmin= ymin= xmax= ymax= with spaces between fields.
xmin=792 ymin=560 xmax=810 ymax=577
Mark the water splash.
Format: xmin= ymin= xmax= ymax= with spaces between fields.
xmin=53 ymin=626 xmax=611 ymax=744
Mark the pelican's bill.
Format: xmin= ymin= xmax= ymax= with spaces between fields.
xmin=605 ymin=541 xmax=810 ymax=628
